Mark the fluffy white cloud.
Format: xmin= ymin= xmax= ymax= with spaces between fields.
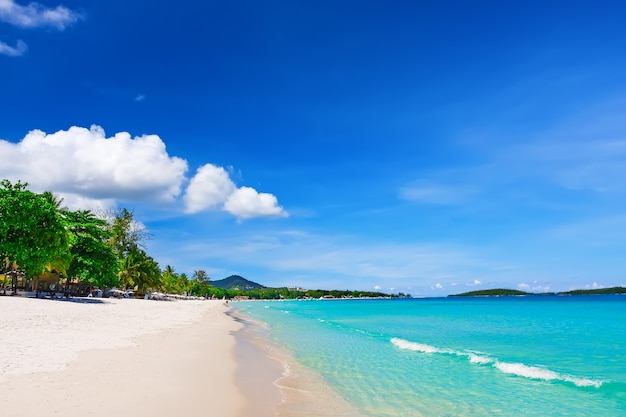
xmin=184 ymin=164 xmax=236 ymax=213
xmin=0 ymin=125 xmax=188 ymax=207
xmin=0 ymin=0 xmax=80 ymax=30
xmin=57 ymin=193 xmax=117 ymax=213
xmin=224 ymin=186 xmax=287 ymax=220
xmin=1 ymin=125 xmax=287 ymax=220
xmin=184 ymin=164 xmax=287 ymax=220
xmin=0 ymin=38 xmax=26 ymax=56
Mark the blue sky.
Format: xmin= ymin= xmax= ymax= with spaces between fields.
xmin=1 ymin=1 xmax=625 ymax=296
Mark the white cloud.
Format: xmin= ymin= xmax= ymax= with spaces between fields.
xmin=0 ymin=125 xmax=187 ymax=210
xmin=0 ymin=38 xmax=26 ymax=56
xmin=518 ymin=282 xmax=550 ymax=292
xmin=0 ymin=125 xmax=287 ymax=220
xmin=586 ymin=282 xmax=604 ymax=290
xmin=0 ymin=0 xmax=81 ymax=30
xmin=183 ymin=165 xmax=287 ymax=220
xmin=59 ymin=193 xmax=117 ymax=213
xmin=224 ymin=186 xmax=287 ymax=220
xmin=0 ymin=1 xmax=81 ymax=58
xmin=183 ymin=164 xmax=236 ymax=213
xmin=134 ymin=94 xmax=146 ymax=102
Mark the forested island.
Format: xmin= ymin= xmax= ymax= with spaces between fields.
xmin=449 ymin=287 xmax=626 ymax=297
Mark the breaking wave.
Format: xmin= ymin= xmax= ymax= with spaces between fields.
xmin=390 ymin=338 xmax=604 ymax=388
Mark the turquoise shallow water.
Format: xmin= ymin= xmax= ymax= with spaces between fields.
xmin=235 ymin=295 xmax=626 ymax=417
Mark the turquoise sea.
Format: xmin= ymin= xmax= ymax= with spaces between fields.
xmin=235 ymin=295 xmax=626 ymax=417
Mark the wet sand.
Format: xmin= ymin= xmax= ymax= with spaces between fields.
xmin=230 ymin=308 xmax=365 ymax=417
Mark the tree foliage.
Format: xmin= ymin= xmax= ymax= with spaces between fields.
xmin=108 ymin=208 xmax=149 ymax=259
xmin=1 ymin=181 xmax=127 ymax=289
xmin=0 ymin=180 xmax=69 ymax=278
xmin=118 ymin=248 xmax=161 ymax=291
xmin=106 ymin=208 xmax=161 ymax=291
xmin=192 ymin=269 xmax=210 ymax=284
xmin=161 ymin=265 xmax=192 ymax=294
xmin=65 ymin=210 xmax=119 ymax=288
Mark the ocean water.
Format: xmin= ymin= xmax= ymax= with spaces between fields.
xmin=234 ymin=295 xmax=626 ymax=417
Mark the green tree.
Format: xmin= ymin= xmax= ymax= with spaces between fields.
xmin=118 ymin=248 xmax=161 ymax=291
xmin=65 ymin=210 xmax=119 ymax=289
xmin=0 ymin=180 xmax=69 ymax=278
xmin=41 ymin=191 xmax=66 ymax=211
xmin=177 ymin=272 xmax=191 ymax=294
xmin=40 ymin=192 xmax=71 ymax=277
xmin=192 ymin=269 xmax=210 ymax=284
xmin=161 ymin=264 xmax=187 ymax=294
xmin=163 ymin=264 xmax=176 ymax=277
xmin=106 ymin=208 xmax=159 ymax=291
xmin=107 ymin=208 xmax=151 ymax=258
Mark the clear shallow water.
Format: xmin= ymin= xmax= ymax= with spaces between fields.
xmin=235 ymin=295 xmax=626 ymax=417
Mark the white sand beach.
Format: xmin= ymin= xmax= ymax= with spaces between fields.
xmin=0 ymin=296 xmax=276 ymax=417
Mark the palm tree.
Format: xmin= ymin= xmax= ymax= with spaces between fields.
xmin=41 ymin=191 xmax=66 ymax=211
xmin=163 ymin=264 xmax=176 ymax=278
xmin=118 ymin=248 xmax=161 ymax=292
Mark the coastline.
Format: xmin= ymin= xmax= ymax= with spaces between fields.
xmin=0 ymin=296 xmax=272 ymax=417
xmin=230 ymin=306 xmax=365 ymax=417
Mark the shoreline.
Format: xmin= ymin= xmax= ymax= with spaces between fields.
xmin=230 ymin=309 xmax=284 ymax=417
xmin=230 ymin=306 xmax=365 ymax=417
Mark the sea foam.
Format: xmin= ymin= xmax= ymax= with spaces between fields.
xmin=390 ymin=338 xmax=604 ymax=388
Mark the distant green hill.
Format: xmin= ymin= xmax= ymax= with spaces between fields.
xmin=450 ymin=286 xmax=626 ymax=297
xmin=558 ymin=287 xmax=626 ymax=296
xmin=210 ymin=275 xmax=265 ymax=291
xmin=449 ymin=288 xmax=530 ymax=297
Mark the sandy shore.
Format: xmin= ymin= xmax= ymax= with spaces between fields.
xmin=230 ymin=308 xmax=365 ymax=417
xmin=0 ymin=296 xmax=277 ymax=417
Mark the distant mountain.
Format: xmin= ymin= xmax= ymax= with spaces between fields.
xmin=210 ymin=275 xmax=266 ymax=291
